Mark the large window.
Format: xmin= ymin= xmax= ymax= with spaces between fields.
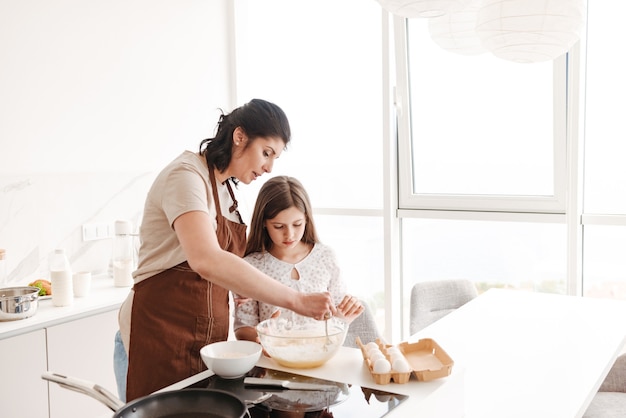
xmin=394 ymin=16 xmax=572 ymax=338
xmin=400 ymin=217 xmax=567 ymax=336
xmin=584 ymin=4 xmax=626 ymax=215
xmin=233 ymin=0 xmax=386 ymax=330
xmin=583 ymin=226 xmax=626 ymax=299
xmin=234 ymin=1 xmax=626 ymax=342
xmin=234 ymin=0 xmax=383 ymax=210
xmin=396 ymin=18 xmax=567 ymax=213
xmin=581 ymin=3 xmax=626 ymax=299
xmin=395 ymin=1 xmax=626 ymax=340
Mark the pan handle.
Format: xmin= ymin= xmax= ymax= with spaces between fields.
xmin=42 ymin=371 xmax=125 ymax=411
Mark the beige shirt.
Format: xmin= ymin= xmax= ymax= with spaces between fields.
xmin=119 ymin=151 xmax=240 ymax=351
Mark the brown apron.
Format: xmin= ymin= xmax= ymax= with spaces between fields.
xmin=126 ymin=168 xmax=246 ymax=401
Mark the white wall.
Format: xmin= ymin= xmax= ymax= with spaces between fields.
xmin=0 ymin=0 xmax=232 ymax=282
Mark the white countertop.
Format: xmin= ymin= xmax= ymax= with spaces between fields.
xmin=92 ymin=288 xmax=626 ymax=418
xmin=0 ymin=275 xmax=130 ymax=340
xmin=155 ymin=346 xmax=466 ymax=418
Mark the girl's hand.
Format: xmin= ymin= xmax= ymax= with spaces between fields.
xmin=232 ymin=293 xmax=251 ymax=307
xmin=335 ymin=295 xmax=364 ymax=324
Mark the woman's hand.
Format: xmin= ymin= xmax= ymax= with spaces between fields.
xmin=335 ymin=295 xmax=364 ymax=324
xmin=293 ymin=292 xmax=336 ymax=320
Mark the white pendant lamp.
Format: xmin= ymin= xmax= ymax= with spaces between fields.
xmin=475 ymin=0 xmax=586 ymax=63
xmin=377 ymin=0 xmax=470 ymax=18
xmin=428 ymin=0 xmax=487 ymax=56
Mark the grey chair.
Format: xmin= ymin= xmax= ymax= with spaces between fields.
xmin=410 ymin=279 xmax=478 ymax=335
xmin=343 ymin=300 xmax=382 ymax=348
xmin=583 ymin=353 xmax=626 ymax=417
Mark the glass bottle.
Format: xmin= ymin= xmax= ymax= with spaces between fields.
xmin=50 ymin=248 xmax=73 ymax=306
xmin=113 ymin=220 xmax=135 ymax=287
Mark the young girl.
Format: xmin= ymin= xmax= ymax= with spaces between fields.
xmin=234 ymin=176 xmax=364 ymax=343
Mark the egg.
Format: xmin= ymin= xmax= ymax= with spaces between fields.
xmin=392 ymin=357 xmax=411 ymax=373
xmin=373 ymin=358 xmax=391 ymax=373
xmin=367 ymin=350 xmax=385 ymax=361
xmin=365 ymin=342 xmax=379 ymax=353
xmin=367 ymin=347 xmax=382 ymax=357
xmin=386 ymin=346 xmax=401 ymax=356
xmin=369 ymin=351 xmax=386 ymax=363
xmin=389 ymin=352 xmax=404 ymax=363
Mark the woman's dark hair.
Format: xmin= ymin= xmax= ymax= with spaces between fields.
xmin=245 ymin=176 xmax=319 ymax=257
xmin=199 ymin=99 xmax=291 ymax=174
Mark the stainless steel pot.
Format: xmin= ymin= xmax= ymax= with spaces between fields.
xmin=0 ymin=286 xmax=39 ymax=321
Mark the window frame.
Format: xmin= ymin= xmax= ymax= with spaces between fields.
xmin=394 ymin=16 xmax=569 ymax=215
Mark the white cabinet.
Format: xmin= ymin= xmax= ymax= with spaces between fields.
xmin=47 ymin=309 xmax=119 ymax=418
xmin=0 ymin=329 xmax=49 ymax=418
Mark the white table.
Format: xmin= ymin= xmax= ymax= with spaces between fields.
xmin=410 ymin=288 xmax=626 ymax=418
xmin=108 ymin=288 xmax=626 ymax=418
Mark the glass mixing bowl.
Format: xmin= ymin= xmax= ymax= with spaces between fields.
xmin=256 ymin=315 xmax=347 ymax=368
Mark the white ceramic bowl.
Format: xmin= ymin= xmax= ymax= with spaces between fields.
xmin=256 ymin=316 xmax=347 ymax=368
xmin=200 ymin=340 xmax=262 ymax=379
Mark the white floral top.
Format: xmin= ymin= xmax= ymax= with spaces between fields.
xmin=233 ymin=242 xmax=346 ymax=330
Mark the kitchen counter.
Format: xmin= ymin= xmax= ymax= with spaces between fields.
xmin=1 ymin=274 xmax=130 ymax=418
xmin=99 ymin=288 xmax=626 ymax=418
xmin=0 ymin=274 xmax=130 ymax=340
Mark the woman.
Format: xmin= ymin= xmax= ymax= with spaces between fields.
xmin=118 ymin=99 xmax=335 ymax=401
xmin=234 ymin=176 xmax=364 ymax=343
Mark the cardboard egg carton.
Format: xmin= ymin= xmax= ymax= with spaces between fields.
xmin=356 ymin=337 xmax=411 ymax=384
xmin=356 ymin=337 xmax=454 ymax=384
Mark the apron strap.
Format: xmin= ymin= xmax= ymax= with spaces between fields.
xmin=225 ymin=180 xmax=244 ymax=224
xmin=207 ymin=167 xmax=244 ymax=224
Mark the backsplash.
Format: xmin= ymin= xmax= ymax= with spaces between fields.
xmin=0 ymin=171 xmax=156 ymax=286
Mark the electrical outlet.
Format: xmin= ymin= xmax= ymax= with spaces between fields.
xmin=82 ymin=222 xmax=113 ymax=241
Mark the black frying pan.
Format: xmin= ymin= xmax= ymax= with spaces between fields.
xmin=112 ymin=388 xmax=246 ymax=418
xmin=42 ymin=372 xmax=247 ymax=418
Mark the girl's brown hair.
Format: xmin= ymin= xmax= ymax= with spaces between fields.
xmin=245 ymin=176 xmax=318 ymax=257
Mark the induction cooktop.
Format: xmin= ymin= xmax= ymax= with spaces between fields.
xmin=185 ymin=366 xmax=408 ymax=418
